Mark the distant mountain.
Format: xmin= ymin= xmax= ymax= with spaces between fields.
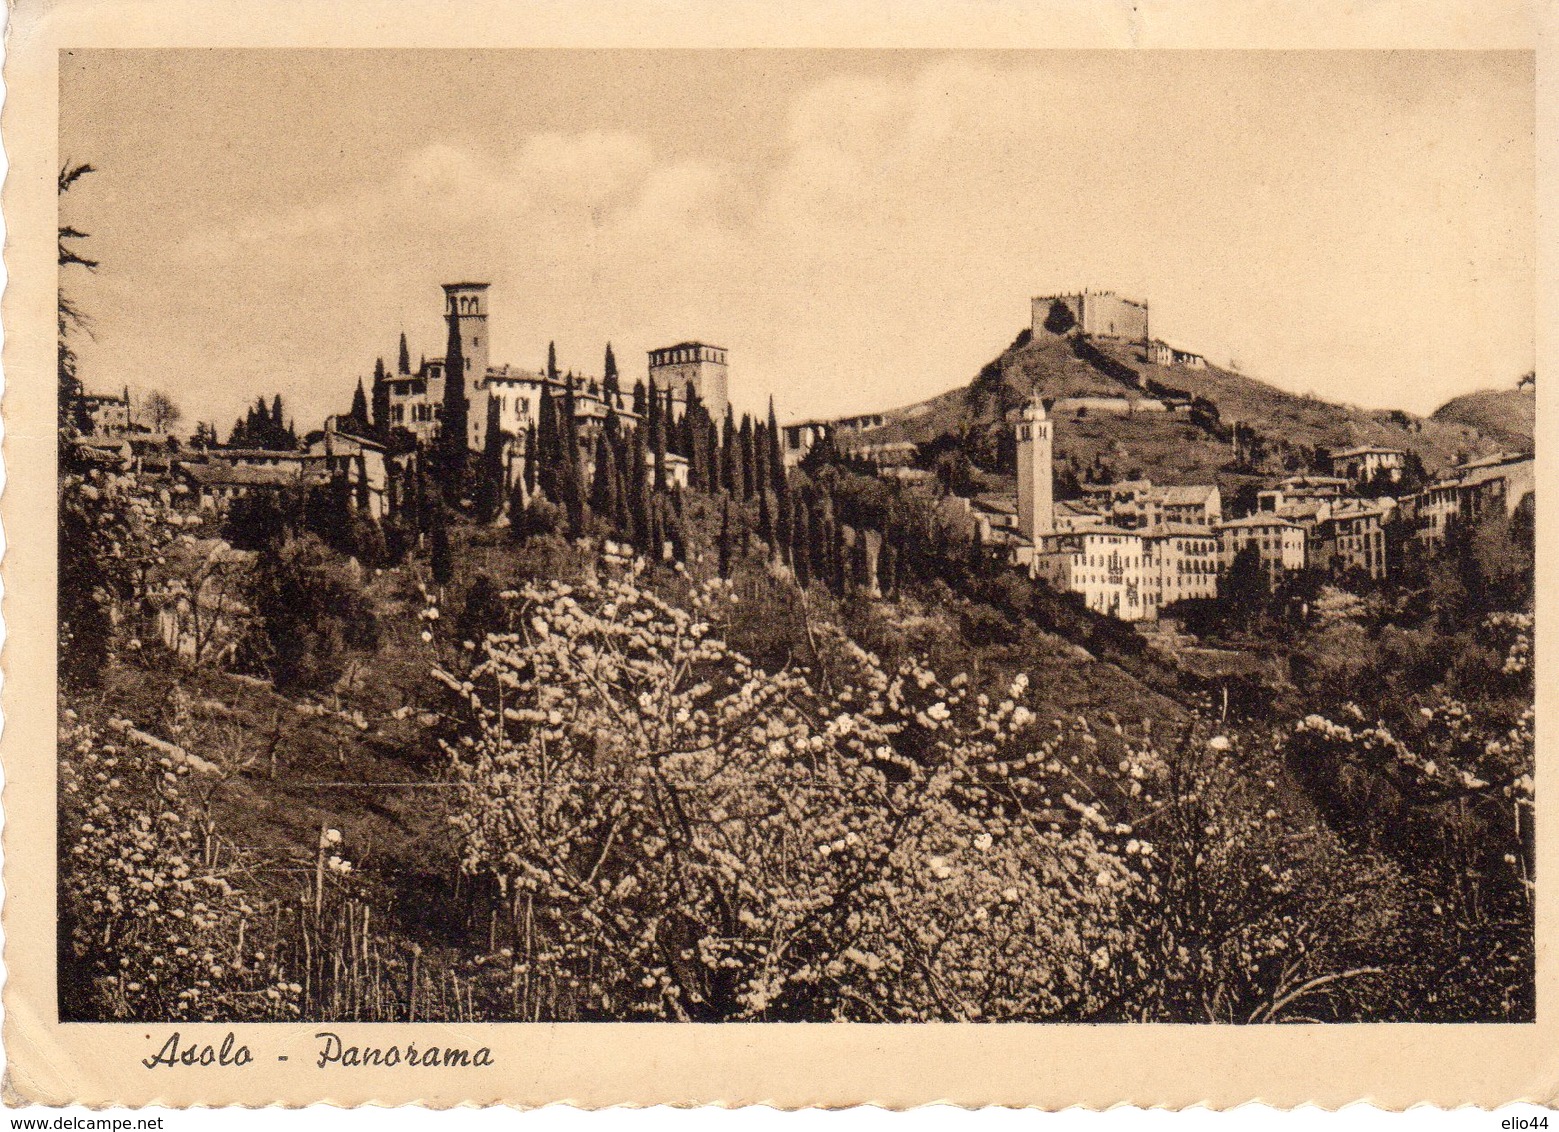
xmin=1431 ymin=383 xmax=1534 ymax=452
xmin=848 ymin=330 xmax=1507 ymax=492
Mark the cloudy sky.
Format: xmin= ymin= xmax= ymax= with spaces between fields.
xmin=60 ymin=49 xmax=1533 ymax=432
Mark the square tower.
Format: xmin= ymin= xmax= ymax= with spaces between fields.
xmin=1016 ymin=397 xmax=1054 ymax=543
xmin=648 ymin=342 xmax=728 ymax=419
xmin=441 ymin=282 xmax=490 ymax=389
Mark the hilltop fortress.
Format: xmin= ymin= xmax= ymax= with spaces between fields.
xmin=1033 ymin=290 xmax=1150 ymax=342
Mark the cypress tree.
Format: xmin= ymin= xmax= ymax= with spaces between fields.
xmin=775 ymin=476 xmax=792 ymax=563
xmin=812 ymin=510 xmax=832 ymax=589
xmin=349 ymin=377 xmax=370 ymax=431
xmin=757 ymin=483 xmax=773 ymax=545
xmin=767 ymin=396 xmax=786 ymax=497
xmin=398 ymin=332 xmax=412 ymax=375
xmin=717 ymin=500 xmax=733 ymax=579
xmin=632 ymin=379 xmax=647 ymax=419
xmin=738 ymin=414 xmax=756 ymax=500
xmin=561 ymin=374 xmax=581 ymax=485
xmin=353 ymin=451 xmax=371 ymax=513
xmin=590 ymin=431 xmax=619 ymax=525
xmin=536 ymin=382 xmax=558 ymax=502
xmin=476 ymin=394 xmax=506 ymax=521
xmin=430 ymin=506 xmax=453 ymax=587
xmin=371 ymin=358 xmax=391 ymax=438
xmin=753 ymin=422 xmax=769 ymax=501
xmin=547 ymin=341 xmax=559 ymax=382
xmin=271 ymin=394 xmax=285 ymax=437
xmin=628 ymin=424 xmax=649 ymax=547
xmin=648 ymin=378 xmax=667 ymax=492
xmin=879 ymin=540 xmax=897 ymax=597
xmin=522 ymin=421 xmax=538 ymax=500
xmin=649 ymin=496 xmax=666 ymax=561
xmin=720 ymin=406 xmax=737 ymax=494
xmin=792 ymin=498 xmax=811 ymax=587
xmin=439 ymin=306 xmax=468 ymax=498
xmin=603 ymin=343 xmax=619 ymax=401
xmin=612 ymin=437 xmax=632 ymax=533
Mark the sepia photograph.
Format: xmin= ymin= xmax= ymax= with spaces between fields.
xmin=49 ymin=46 xmax=1538 ymax=1032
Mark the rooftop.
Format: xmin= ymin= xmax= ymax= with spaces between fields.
xmin=650 ymin=341 xmax=726 ymax=355
xmin=1217 ymin=515 xmax=1303 ymax=530
xmin=179 ymin=461 xmax=326 ymax=488
xmin=1329 ymin=445 xmax=1405 ymax=459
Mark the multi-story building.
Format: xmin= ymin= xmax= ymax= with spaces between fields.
xmin=1410 ymin=453 xmax=1534 ymax=549
xmin=1327 ymin=445 xmax=1405 ymax=484
xmin=80 ymin=389 xmax=132 ymax=435
xmin=1257 ymin=474 xmax=1350 ymax=513
xmin=1034 ymin=522 xmax=1219 ymax=621
xmin=378 ymin=283 xmax=635 ymax=464
xmin=1216 ymin=514 xmax=1308 ymax=586
xmin=1312 ymin=501 xmax=1389 ymax=580
xmin=1081 ymin=479 xmax=1222 ymax=529
xmin=780 ymin=419 xmax=833 ymax=467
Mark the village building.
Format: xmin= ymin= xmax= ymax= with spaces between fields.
xmin=1144 ymin=340 xmax=1207 ymax=369
xmin=780 ymin=419 xmax=833 ymax=467
xmin=1081 ymin=479 xmax=1222 ymax=529
xmin=308 ymin=418 xmax=417 ymax=520
xmin=1052 ymin=395 xmax=1167 ymax=417
xmin=175 ymin=450 xmax=329 ymax=511
xmin=1409 ymin=452 xmax=1534 ymax=549
xmin=381 ymin=283 xmax=644 ymax=456
xmin=1312 ymin=500 xmax=1390 ymax=580
xmin=1053 ymin=499 xmax=1108 ymax=533
xmin=80 ymin=389 xmax=132 ymax=435
xmin=841 ymin=439 xmax=918 ymax=467
xmin=1257 ymin=474 xmax=1350 ymax=513
xmin=1216 ymin=514 xmax=1308 ymax=585
xmin=1326 ymin=444 xmax=1405 ymax=484
xmin=1034 ymin=522 xmax=1219 ymax=622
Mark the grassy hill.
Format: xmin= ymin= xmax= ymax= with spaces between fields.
xmin=851 ymin=330 xmax=1507 ymax=489
xmin=1431 ymin=385 xmax=1534 ymax=452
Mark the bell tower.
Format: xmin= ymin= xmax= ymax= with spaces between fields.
xmin=441 ymin=283 xmax=490 ymax=386
xmin=1016 ymin=395 xmax=1053 ymax=544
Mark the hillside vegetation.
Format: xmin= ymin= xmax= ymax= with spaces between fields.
xmin=1432 ymin=385 xmax=1534 ymax=452
xmin=855 ymin=331 xmax=1508 ymax=489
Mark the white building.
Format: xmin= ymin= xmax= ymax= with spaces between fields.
xmin=1216 ymin=514 xmax=1308 ymax=585
xmin=1034 ymin=522 xmax=1219 ymax=622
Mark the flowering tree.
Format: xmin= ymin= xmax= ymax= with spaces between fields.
xmin=58 ymin=710 xmax=301 ymax=1021
xmin=435 ymin=574 xmax=1144 ymax=1021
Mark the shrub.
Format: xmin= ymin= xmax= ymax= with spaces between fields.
xmin=58 ymin=710 xmax=301 ymax=1021
xmin=250 ymin=534 xmax=378 ymax=690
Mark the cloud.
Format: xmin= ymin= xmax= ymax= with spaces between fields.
xmin=78 ymin=54 xmax=1532 ymax=432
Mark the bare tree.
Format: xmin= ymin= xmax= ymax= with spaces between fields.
xmin=142 ymin=388 xmax=183 ymax=434
xmin=58 ymin=162 xmax=98 ymax=430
